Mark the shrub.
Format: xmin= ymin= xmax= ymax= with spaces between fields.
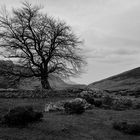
xmin=82 ymin=94 xmax=95 ymax=105
xmin=85 ymin=97 xmax=95 ymax=105
xmin=93 ymin=99 xmax=102 ymax=107
xmin=132 ymin=100 xmax=140 ymax=109
xmin=125 ymin=124 xmax=140 ymax=135
xmin=78 ymin=90 xmax=95 ymax=105
xmin=78 ymin=88 xmax=105 ymax=100
xmin=113 ymin=121 xmax=140 ymax=135
xmin=112 ymin=97 xmax=132 ymax=110
xmin=112 ymin=100 xmax=126 ymax=111
xmin=102 ymin=95 xmax=114 ymax=106
xmin=113 ymin=121 xmax=127 ymax=131
xmin=121 ymin=98 xmax=132 ymax=107
xmin=64 ymin=98 xmax=85 ymax=114
xmin=2 ymin=106 xmax=43 ymax=127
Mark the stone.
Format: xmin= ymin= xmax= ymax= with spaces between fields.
xmin=44 ymin=101 xmax=64 ymax=112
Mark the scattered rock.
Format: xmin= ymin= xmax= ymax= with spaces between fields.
xmin=45 ymin=101 xmax=64 ymax=112
xmin=64 ymin=98 xmax=86 ymax=114
xmin=44 ymin=98 xmax=92 ymax=112
xmin=78 ymin=88 xmax=106 ymax=100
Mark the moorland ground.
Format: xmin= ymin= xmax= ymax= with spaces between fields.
xmin=0 ymin=97 xmax=140 ymax=140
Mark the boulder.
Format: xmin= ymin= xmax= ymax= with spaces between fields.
xmin=78 ymin=88 xmax=105 ymax=99
xmin=64 ymin=98 xmax=86 ymax=114
xmin=45 ymin=101 xmax=65 ymax=112
xmin=44 ymin=98 xmax=92 ymax=112
xmin=68 ymin=98 xmax=91 ymax=109
xmin=78 ymin=88 xmax=106 ymax=106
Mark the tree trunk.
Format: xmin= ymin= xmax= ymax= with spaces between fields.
xmin=41 ymin=76 xmax=51 ymax=90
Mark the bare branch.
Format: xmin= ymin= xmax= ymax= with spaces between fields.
xmin=0 ymin=2 xmax=86 ymax=89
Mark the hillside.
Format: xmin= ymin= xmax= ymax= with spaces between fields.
xmin=0 ymin=60 xmax=85 ymax=90
xmin=88 ymin=67 xmax=140 ymax=95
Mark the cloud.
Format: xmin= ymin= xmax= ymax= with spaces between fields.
xmin=1 ymin=0 xmax=140 ymax=84
xmin=86 ymin=46 xmax=140 ymax=64
xmin=112 ymin=49 xmax=139 ymax=56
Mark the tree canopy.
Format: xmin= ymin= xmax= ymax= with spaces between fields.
xmin=0 ymin=2 xmax=86 ymax=89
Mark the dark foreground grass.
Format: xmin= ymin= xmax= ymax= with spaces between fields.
xmin=0 ymin=98 xmax=140 ymax=140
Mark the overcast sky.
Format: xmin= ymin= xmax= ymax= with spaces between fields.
xmin=1 ymin=0 xmax=140 ymax=84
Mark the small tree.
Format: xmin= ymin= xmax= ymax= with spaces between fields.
xmin=0 ymin=2 xmax=85 ymax=89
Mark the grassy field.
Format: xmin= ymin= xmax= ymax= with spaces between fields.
xmin=0 ymin=98 xmax=140 ymax=140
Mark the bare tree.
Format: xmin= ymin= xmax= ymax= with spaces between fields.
xmin=0 ymin=2 xmax=85 ymax=89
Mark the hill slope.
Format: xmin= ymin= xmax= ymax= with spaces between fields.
xmin=0 ymin=60 xmax=85 ymax=90
xmin=88 ymin=67 xmax=140 ymax=92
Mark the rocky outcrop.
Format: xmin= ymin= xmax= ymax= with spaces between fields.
xmin=45 ymin=101 xmax=65 ymax=112
xmin=78 ymin=88 xmax=107 ymax=104
xmin=44 ymin=98 xmax=92 ymax=112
